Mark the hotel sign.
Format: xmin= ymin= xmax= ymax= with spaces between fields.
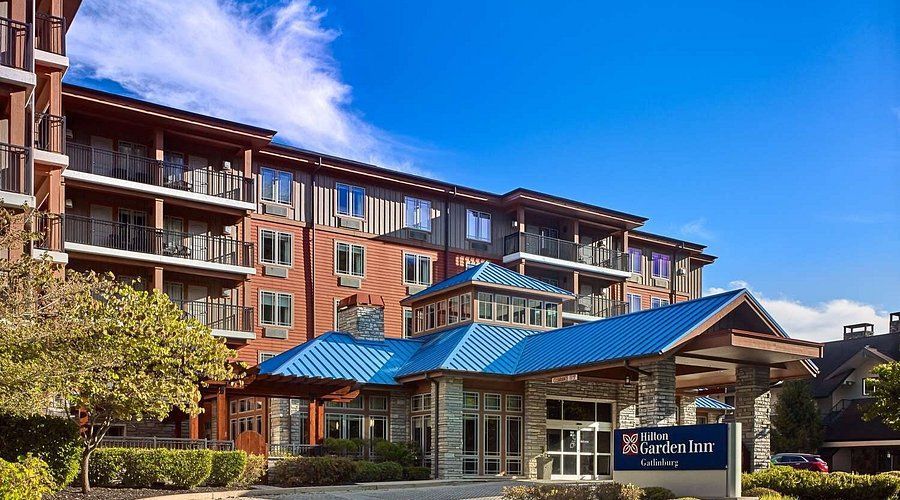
xmin=614 ymin=423 xmax=728 ymax=471
xmin=550 ymin=374 xmax=578 ymax=383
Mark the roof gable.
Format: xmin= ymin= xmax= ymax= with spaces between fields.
xmin=403 ymin=262 xmax=573 ymax=304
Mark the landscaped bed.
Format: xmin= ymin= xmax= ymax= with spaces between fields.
xmin=48 ymin=485 xmax=233 ymax=500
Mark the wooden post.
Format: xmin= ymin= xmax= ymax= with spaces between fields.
xmin=316 ymin=401 xmax=325 ymax=444
xmin=189 ymin=414 xmax=199 ymax=440
xmin=216 ymin=390 xmax=228 ymax=441
xmin=307 ymin=400 xmax=317 ymax=445
xmin=152 ymin=267 xmax=163 ymax=291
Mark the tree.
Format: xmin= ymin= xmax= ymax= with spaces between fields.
xmin=864 ymin=362 xmax=900 ymax=430
xmin=0 ymin=207 xmax=237 ymax=492
xmin=771 ymin=380 xmax=822 ymax=453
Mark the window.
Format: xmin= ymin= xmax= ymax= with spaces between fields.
xmin=412 ymin=393 xmax=433 ymax=412
xmin=863 ymin=377 xmax=878 ymax=396
xmin=448 ymin=296 xmax=460 ymax=324
xmin=506 ymin=395 xmax=523 ymax=412
xmin=528 ymin=299 xmax=543 ymax=326
xmin=411 ymin=415 xmax=433 ymax=468
xmin=403 ymin=253 xmax=432 ymax=285
xmin=484 ymin=394 xmax=501 ymax=411
xmin=511 ymin=297 xmax=526 ymax=324
xmin=651 ymin=297 xmax=670 ymax=309
xmin=652 ymin=252 xmax=671 ymax=279
xmin=460 ymin=293 xmax=473 ymax=321
xmin=463 ymin=392 xmax=479 ymax=410
xmin=335 ymin=242 xmax=365 ymax=277
xmin=426 ymin=303 xmax=436 ymax=330
xmin=414 ymin=307 xmax=424 ymax=333
xmin=258 ymin=352 xmax=277 ymax=363
xmin=628 ymin=248 xmax=642 ymax=273
xmin=436 ymin=300 xmax=447 ymax=327
xmin=478 ymin=292 xmax=494 ymax=320
xmin=326 ymin=414 xmax=364 ymax=440
xmin=370 ymin=416 xmax=388 ymax=442
xmin=697 ymin=415 xmax=708 ymax=425
xmin=403 ymin=308 xmax=413 ymax=338
xmin=495 ymin=295 xmax=510 ymax=322
xmin=627 ymin=293 xmax=642 ymax=313
xmin=545 ymin=302 xmax=558 ymax=327
xmin=405 ymin=196 xmax=432 ymax=231
xmin=336 ymin=183 xmax=365 ymax=218
xmin=463 ymin=414 xmax=479 ymax=475
xmin=260 ymin=167 xmax=292 ymax=205
xmin=369 ymin=395 xmax=388 ymax=411
xmin=484 ymin=415 xmax=501 ymax=469
xmin=260 ymin=229 xmax=292 ymax=266
xmin=260 ymin=291 xmax=292 ymax=327
xmin=466 ymin=209 xmax=492 ymax=242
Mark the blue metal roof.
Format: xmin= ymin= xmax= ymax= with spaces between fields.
xmin=695 ymin=396 xmax=734 ymax=411
xmin=396 ymin=323 xmax=536 ymax=378
xmin=404 ymin=262 xmax=573 ymax=303
xmin=513 ymin=289 xmax=747 ymax=374
xmin=257 ymin=332 xmax=424 ymax=385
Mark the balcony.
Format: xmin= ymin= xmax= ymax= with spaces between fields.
xmin=502 ymin=232 xmax=631 ymax=279
xmin=34 ymin=113 xmax=67 ymax=166
xmin=63 ymin=214 xmax=255 ymax=275
xmin=0 ymin=142 xmax=31 ymax=206
xmin=0 ymin=16 xmax=34 ymax=87
xmin=34 ymin=12 xmax=66 ymax=58
xmin=173 ymin=300 xmax=254 ymax=340
xmin=64 ymin=143 xmax=255 ymax=210
xmin=562 ymin=295 xmax=629 ymax=322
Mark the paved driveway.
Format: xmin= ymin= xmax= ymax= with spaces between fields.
xmin=249 ymin=480 xmax=516 ymax=500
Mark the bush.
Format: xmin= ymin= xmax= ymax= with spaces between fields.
xmin=323 ymin=438 xmax=362 ymax=457
xmin=207 ymin=450 xmax=247 ymax=487
xmin=642 ymin=486 xmax=676 ymax=500
xmin=744 ymin=487 xmax=787 ymax=499
xmin=269 ymin=456 xmax=356 ymax=487
xmin=743 ymin=465 xmax=900 ymax=500
xmin=164 ymin=449 xmax=212 ymax=489
xmin=503 ymin=483 xmax=643 ymax=500
xmin=404 ymin=465 xmax=431 ymax=480
xmin=89 ymin=448 xmax=130 ymax=487
xmin=373 ymin=440 xmax=419 ymax=466
xmin=121 ymin=448 xmax=167 ymax=488
xmin=90 ymin=447 xmax=230 ymax=489
xmin=236 ymin=453 xmax=266 ymax=486
xmin=354 ymin=460 xmax=382 ymax=482
xmin=0 ymin=414 xmax=80 ymax=490
xmin=378 ymin=461 xmax=403 ymax=481
xmin=0 ymin=456 xmax=55 ymax=500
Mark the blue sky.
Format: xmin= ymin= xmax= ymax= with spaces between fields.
xmin=65 ymin=1 xmax=899 ymax=340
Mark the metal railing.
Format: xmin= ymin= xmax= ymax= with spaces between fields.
xmin=0 ymin=16 xmax=31 ymax=71
xmin=35 ymin=113 xmax=65 ymax=154
xmin=35 ymin=12 xmax=65 ymax=55
xmin=172 ymin=300 xmax=253 ymax=333
xmin=67 ymin=143 xmax=255 ymax=203
xmin=33 ymin=212 xmax=63 ymax=252
xmin=64 ymin=215 xmax=254 ymax=268
xmin=0 ymin=142 xmax=28 ymax=194
xmin=99 ymin=436 xmax=234 ymax=451
xmin=503 ymin=232 xmax=629 ymax=272
xmin=563 ymin=295 xmax=629 ymax=319
xmin=268 ymin=443 xmax=324 ymax=458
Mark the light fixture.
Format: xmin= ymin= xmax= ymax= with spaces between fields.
xmin=64 ymin=198 xmax=73 ymax=208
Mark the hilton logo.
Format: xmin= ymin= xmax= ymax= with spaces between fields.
xmin=622 ymin=433 xmax=639 ymax=455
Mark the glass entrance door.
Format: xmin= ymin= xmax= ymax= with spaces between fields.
xmin=545 ymin=399 xmax=614 ymax=480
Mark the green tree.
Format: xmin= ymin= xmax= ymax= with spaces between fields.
xmin=0 ymin=207 xmax=237 ymax=492
xmin=864 ymin=362 xmax=900 ymax=430
xmin=771 ymin=380 xmax=822 ymax=453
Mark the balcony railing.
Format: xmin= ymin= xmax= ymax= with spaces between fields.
xmin=35 ymin=113 xmax=65 ymax=154
xmin=503 ymin=232 xmax=629 ymax=272
xmin=35 ymin=12 xmax=65 ymax=55
xmin=33 ymin=212 xmax=63 ymax=252
xmin=0 ymin=142 xmax=28 ymax=195
xmin=67 ymin=143 xmax=255 ymax=203
xmin=64 ymin=214 xmax=254 ymax=268
xmin=0 ymin=16 xmax=32 ymax=71
xmin=172 ymin=300 xmax=253 ymax=334
xmin=563 ymin=295 xmax=629 ymax=319
xmin=268 ymin=443 xmax=325 ymax=458
xmin=98 ymin=436 xmax=233 ymax=451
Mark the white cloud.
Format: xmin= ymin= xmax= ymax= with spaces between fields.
xmin=67 ymin=0 xmax=423 ymax=172
xmin=707 ymin=281 xmax=889 ymax=342
xmin=678 ymin=218 xmax=714 ymax=241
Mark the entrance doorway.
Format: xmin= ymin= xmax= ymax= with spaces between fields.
xmin=545 ymin=398 xmax=613 ymax=479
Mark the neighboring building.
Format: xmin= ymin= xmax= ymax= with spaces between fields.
xmin=811 ymin=314 xmax=900 ymax=473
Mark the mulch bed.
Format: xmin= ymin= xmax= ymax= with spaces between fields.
xmin=50 ymin=486 xmax=233 ymax=499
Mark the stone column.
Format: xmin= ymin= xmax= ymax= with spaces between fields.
xmin=678 ymin=395 xmax=697 ymax=425
xmin=638 ymin=357 xmax=677 ymax=427
xmin=434 ymin=376 xmax=463 ymax=478
xmin=390 ymin=392 xmax=410 ymax=442
xmin=736 ymin=366 xmax=771 ymax=471
xmin=616 ymin=382 xmax=638 ymax=429
xmin=523 ymin=380 xmax=548 ymax=478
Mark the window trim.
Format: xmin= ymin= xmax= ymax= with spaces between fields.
xmin=404 ymin=196 xmax=433 ymax=232
xmin=258 ymin=352 xmax=277 ymax=364
xmin=863 ymin=377 xmax=878 ymax=396
xmin=259 ymin=228 xmax=293 ymax=267
xmin=260 ymin=167 xmax=293 ymax=206
xmin=334 ymin=241 xmax=366 ymax=277
xmin=628 ymin=248 xmax=642 ymax=274
xmin=335 ymin=182 xmax=366 ymax=219
xmin=651 ymin=252 xmax=671 ymax=279
xmin=650 ymin=297 xmax=670 ymax=309
xmin=627 ymin=293 xmax=642 ymax=313
xmin=465 ymin=209 xmax=492 ymax=243
xmin=259 ymin=290 xmax=293 ymax=327
xmin=403 ymin=252 xmax=433 ymax=286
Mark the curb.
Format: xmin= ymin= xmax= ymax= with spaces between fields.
xmin=141 ymin=478 xmax=513 ymax=499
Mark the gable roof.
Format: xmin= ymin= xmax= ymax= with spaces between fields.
xmin=402 ymin=262 xmax=574 ymax=304
xmin=810 ymin=332 xmax=900 ymax=398
xmin=513 ymin=289 xmax=746 ymax=374
xmin=695 ymin=396 xmax=734 ymax=411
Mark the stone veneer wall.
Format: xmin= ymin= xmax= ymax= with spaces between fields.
xmin=736 ymin=366 xmax=771 ymax=471
xmin=337 ymin=304 xmax=385 ymax=341
xmin=433 ymin=377 xmax=463 ymax=478
xmin=523 ymin=379 xmax=639 ymax=478
xmin=638 ymin=357 xmax=677 ymax=427
xmin=268 ymin=397 xmax=309 ymax=445
xmin=678 ymin=395 xmax=697 ymax=425
xmin=389 ymin=392 xmax=410 ymax=442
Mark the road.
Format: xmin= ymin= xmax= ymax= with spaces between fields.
xmin=248 ymin=480 xmax=515 ymax=500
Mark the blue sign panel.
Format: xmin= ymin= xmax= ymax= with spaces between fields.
xmin=614 ymin=423 xmax=728 ymax=471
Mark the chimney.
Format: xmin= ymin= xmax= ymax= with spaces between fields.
xmin=843 ymin=322 xmax=875 ymax=341
xmin=337 ymin=293 xmax=385 ymax=341
xmin=890 ymin=312 xmax=900 ymax=334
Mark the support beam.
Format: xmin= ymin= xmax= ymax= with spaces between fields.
xmin=216 ymin=391 xmax=228 ymax=440
xmin=307 ymin=400 xmax=317 ymax=445
xmin=189 ymin=414 xmax=199 ymax=440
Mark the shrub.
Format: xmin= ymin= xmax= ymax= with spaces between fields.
xmin=323 ymin=438 xmax=361 ymax=457
xmin=269 ymin=456 xmax=356 ymax=486
xmin=503 ymin=483 xmax=643 ymax=500
xmin=744 ymin=487 xmax=787 ymax=499
xmin=0 ymin=456 xmax=54 ymax=500
xmin=236 ymin=453 xmax=266 ymax=486
xmin=404 ymin=465 xmax=431 ymax=480
xmin=207 ymin=450 xmax=247 ymax=487
xmin=743 ymin=465 xmax=900 ymax=500
xmin=642 ymin=486 xmax=676 ymax=500
xmin=88 ymin=448 xmax=130 ymax=487
xmin=121 ymin=448 xmax=167 ymax=488
xmin=378 ymin=461 xmax=403 ymax=481
xmin=164 ymin=449 xmax=212 ymax=489
xmin=0 ymin=414 xmax=80 ymax=490
xmin=372 ymin=440 xmax=419 ymax=466
xmin=354 ymin=460 xmax=382 ymax=482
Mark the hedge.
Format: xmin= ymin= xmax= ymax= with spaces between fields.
xmin=269 ymin=456 xmax=356 ymax=487
xmin=744 ymin=487 xmax=788 ymax=500
xmin=89 ymin=448 xmax=249 ymax=489
xmin=0 ymin=413 xmax=80 ymax=490
xmin=743 ymin=465 xmax=900 ymax=500
xmin=502 ymin=483 xmax=644 ymax=500
xmin=0 ymin=455 xmax=55 ymax=500
xmin=404 ymin=465 xmax=431 ymax=480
